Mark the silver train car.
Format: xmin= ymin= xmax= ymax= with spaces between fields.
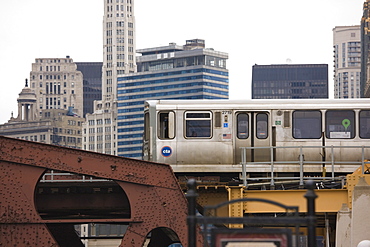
xmin=143 ymin=99 xmax=370 ymax=178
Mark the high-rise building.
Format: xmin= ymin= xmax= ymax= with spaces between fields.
xmin=102 ymin=0 xmax=136 ymax=101
xmin=361 ymin=1 xmax=370 ymax=97
xmin=76 ymin=62 xmax=103 ymax=117
xmin=29 ymin=56 xmax=83 ymax=117
xmin=83 ymin=0 xmax=137 ymax=155
xmin=115 ymin=39 xmax=229 ymax=158
xmin=252 ymin=64 xmax=328 ymax=99
xmin=333 ymin=26 xmax=361 ymax=98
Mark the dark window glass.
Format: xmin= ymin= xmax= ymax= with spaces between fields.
xmin=158 ymin=112 xmax=175 ymax=139
xmin=144 ymin=112 xmax=149 ymax=141
xmin=237 ymin=113 xmax=248 ymax=139
xmin=325 ymin=110 xmax=355 ymax=139
xmin=159 ymin=112 xmax=169 ymax=139
xmin=293 ymin=110 xmax=322 ymax=139
xmin=185 ymin=111 xmax=211 ymax=138
xmin=256 ymin=113 xmax=268 ymax=139
xmin=186 ymin=112 xmax=210 ymax=118
xmin=360 ymin=110 xmax=370 ymax=139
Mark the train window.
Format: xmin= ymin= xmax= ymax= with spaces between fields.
xmin=325 ymin=110 xmax=355 ymax=139
xmin=144 ymin=112 xmax=149 ymax=141
xmin=360 ymin=110 xmax=370 ymax=139
xmin=292 ymin=111 xmax=322 ymax=139
xmin=237 ymin=113 xmax=248 ymax=139
xmin=256 ymin=113 xmax=268 ymax=139
xmin=158 ymin=112 xmax=175 ymax=139
xmin=185 ymin=111 xmax=212 ymax=138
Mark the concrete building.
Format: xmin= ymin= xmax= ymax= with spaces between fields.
xmin=29 ymin=56 xmax=83 ymax=117
xmin=361 ymin=1 xmax=370 ymax=98
xmin=76 ymin=62 xmax=103 ymax=117
xmin=252 ymin=64 xmax=328 ymax=99
xmin=0 ymin=81 xmax=84 ymax=149
xmin=83 ymin=0 xmax=136 ymax=155
xmin=115 ymin=39 xmax=229 ymax=158
xmin=333 ymin=26 xmax=361 ymax=98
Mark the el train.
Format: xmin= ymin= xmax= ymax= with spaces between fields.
xmin=143 ymin=99 xmax=370 ymax=183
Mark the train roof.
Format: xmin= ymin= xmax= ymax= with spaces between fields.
xmin=146 ymin=99 xmax=370 ymax=110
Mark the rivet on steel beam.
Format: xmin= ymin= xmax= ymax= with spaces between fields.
xmin=111 ymin=165 xmax=117 ymax=171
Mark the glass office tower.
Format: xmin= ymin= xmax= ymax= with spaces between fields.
xmin=252 ymin=64 xmax=328 ymax=99
xmin=117 ymin=39 xmax=229 ymax=158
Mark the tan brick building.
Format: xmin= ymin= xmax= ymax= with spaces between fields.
xmin=29 ymin=56 xmax=83 ymax=117
xmin=0 ymin=81 xmax=84 ymax=149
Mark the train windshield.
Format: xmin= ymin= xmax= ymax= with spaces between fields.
xmin=158 ymin=112 xmax=175 ymax=139
xmin=144 ymin=112 xmax=149 ymax=141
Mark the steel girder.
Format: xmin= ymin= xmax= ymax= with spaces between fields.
xmin=0 ymin=136 xmax=202 ymax=247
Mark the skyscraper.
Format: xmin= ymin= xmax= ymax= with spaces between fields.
xmin=252 ymin=64 xmax=328 ymax=99
xmin=102 ymin=0 xmax=136 ymax=101
xmin=116 ymin=39 xmax=229 ymax=158
xmin=83 ymin=0 xmax=137 ymax=155
xmin=361 ymin=0 xmax=370 ymax=97
xmin=76 ymin=62 xmax=103 ymax=117
xmin=333 ymin=26 xmax=361 ymax=98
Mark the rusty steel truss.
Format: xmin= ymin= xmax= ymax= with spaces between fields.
xmin=0 ymin=136 xmax=202 ymax=247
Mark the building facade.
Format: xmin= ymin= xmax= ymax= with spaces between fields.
xmin=252 ymin=64 xmax=328 ymax=99
xmin=82 ymin=0 xmax=136 ymax=155
xmin=333 ymin=26 xmax=361 ymax=98
xmin=361 ymin=0 xmax=370 ymax=97
xmin=29 ymin=56 xmax=83 ymax=117
xmin=115 ymin=39 xmax=229 ymax=158
xmin=102 ymin=0 xmax=136 ymax=102
xmin=76 ymin=62 xmax=103 ymax=117
xmin=0 ymin=82 xmax=84 ymax=149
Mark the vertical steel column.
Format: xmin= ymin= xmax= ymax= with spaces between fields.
xmin=186 ymin=179 xmax=197 ymax=247
xmin=304 ymin=180 xmax=318 ymax=247
xmin=299 ymin=146 xmax=304 ymax=187
xmin=241 ymin=147 xmax=247 ymax=187
xmin=362 ymin=146 xmax=365 ymax=174
xmin=331 ymin=146 xmax=335 ymax=179
xmin=270 ymin=146 xmax=275 ymax=189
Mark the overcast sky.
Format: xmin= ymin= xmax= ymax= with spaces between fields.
xmin=0 ymin=0 xmax=365 ymax=124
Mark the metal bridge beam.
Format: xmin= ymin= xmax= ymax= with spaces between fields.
xmin=195 ymin=185 xmax=348 ymax=214
xmin=0 ymin=136 xmax=202 ymax=247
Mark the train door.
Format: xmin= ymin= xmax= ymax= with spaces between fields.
xmin=156 ymin=111 xmax=177 ymax=164
xmin=235 ymin=112 xmax=271 ymax=164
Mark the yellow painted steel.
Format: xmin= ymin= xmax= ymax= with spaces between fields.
xmin=196 ymin=185 xmax=229 ymax=218
xmin=227 ymin=186 xmax=244 ymax=228
xmin=227 ymin=187 xmax=348 ymax=213
xmin=345 ymin=163 xmax=370 ymax=209
xmin=194 ymin=168 xmax=370 ymax=219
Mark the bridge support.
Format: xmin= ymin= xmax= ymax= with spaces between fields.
xmin=0 ymin=136 xmax=200 ymax=247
